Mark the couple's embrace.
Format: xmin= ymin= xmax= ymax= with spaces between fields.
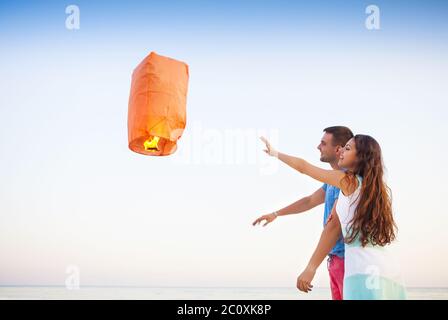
xmin=253 ymin=126 xmax=406 ymax=300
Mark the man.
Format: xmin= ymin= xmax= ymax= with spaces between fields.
xmin=252 ymin=126 xmax=354 ymax=300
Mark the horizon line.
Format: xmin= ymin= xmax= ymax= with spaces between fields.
xmin=1 ymin=285 xmax=447 ymax=290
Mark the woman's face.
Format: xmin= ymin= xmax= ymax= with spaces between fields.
xmin=338 ymin=138 xmax=357 ymax=170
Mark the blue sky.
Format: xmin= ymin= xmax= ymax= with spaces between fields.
xmin=0 ymin=1 xmax=448 ymax=290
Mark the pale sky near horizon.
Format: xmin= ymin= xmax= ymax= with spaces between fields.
xmin=1 ymin=0 xmax=448 ymax=289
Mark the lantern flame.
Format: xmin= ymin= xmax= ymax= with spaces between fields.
xmin=143 ymin=136 xmax=160 ymax=152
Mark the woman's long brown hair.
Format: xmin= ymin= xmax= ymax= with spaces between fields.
xmin=344 ymin=135 xmax=397 ymax=247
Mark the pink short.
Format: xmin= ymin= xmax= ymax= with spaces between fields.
xmin=327 ymin=255 xmax=344 ymax=300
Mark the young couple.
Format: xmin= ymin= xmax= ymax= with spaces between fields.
xmin=252 ymin=126 xmax=406 ymax=300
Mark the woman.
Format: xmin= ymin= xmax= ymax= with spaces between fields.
xmin=261 ymin=135 xmax=406 ymax=299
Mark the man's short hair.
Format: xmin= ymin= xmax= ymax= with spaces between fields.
xmin=323 ymin=126 xmax=354 ymax=147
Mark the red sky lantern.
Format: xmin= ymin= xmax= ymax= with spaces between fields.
xmin=128 ymin=52 xmax=189 ymax=156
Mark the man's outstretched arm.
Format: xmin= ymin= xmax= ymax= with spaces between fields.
xmin=252 ymin=187 xmax=325 ymax=227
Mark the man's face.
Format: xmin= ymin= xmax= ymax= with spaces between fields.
xmin=317 ymin=133 xmax=340 ymax=163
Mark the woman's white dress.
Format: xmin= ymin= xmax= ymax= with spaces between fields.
xmin=336 ymin=175 xmax=407 ymax=300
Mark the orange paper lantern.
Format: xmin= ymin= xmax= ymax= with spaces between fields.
xmin=128 ymin=52 xmax=189 ymax=156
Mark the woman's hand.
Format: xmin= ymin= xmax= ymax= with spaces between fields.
xmin=296 ymin=266 xmax=316 ymax=293
xmin=260 ymin=137 xmax=278 ymax=157
xmin=252 ymin=213 xmax=277 ymax=227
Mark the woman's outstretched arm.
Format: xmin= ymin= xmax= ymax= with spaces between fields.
xmin=296 ymin=203 xmax=342 ymax=293
xmin=260 ymin=136 xmax=346 ymax=191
